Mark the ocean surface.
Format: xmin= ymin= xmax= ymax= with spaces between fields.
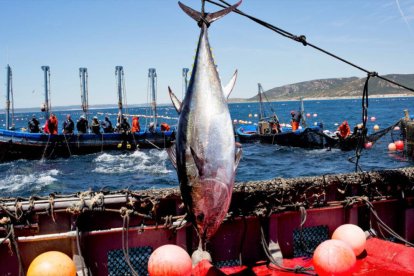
xmin=0 ymin=97 xmax=412 ymax=197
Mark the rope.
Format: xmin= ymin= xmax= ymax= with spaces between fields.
xmin=120 ymin=208 xmax=139 ymax=276
xmin=348 ymin=74 xmax=371 ymax=172
xmin=41 ymin=134 xmax=52 ymax=160
xmin=8 ymin=224 xmax=25 ymax=276
xmin=206 ymin=0 xmax=414 ymax=94
xmin=62 ymin=133 xmax=72 ymax=157
xmin=75 ymin=227 xmax=89 ymax=276
xmin=260 ymin=226 xmax=315 ymax=275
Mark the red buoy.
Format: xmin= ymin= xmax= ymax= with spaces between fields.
xmin=27 ymin=251 xmax=76 ymax=276
xmin=332 ymin=224 xmax=366 ymax=256
xmin=148 ymin=245 xmax=192 ymax=276
xmin=395 ymin=140 xmax=404 ymax=151
xmin=313 ymin=239 xmax=356 ymax=276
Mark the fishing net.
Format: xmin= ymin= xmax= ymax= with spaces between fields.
xmin=107 ymin=246 xmax=152 ymax=276
xmin=293 ymin=225 xmax=329 ymax=258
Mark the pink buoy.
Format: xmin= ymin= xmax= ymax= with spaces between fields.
xmin=370 ymin=116 xmax=376 ymax=122
xmin=394 ymin=126 xmax=400 ymax=131
xmin=388 ymin=143 xmax=397 ymax=151
xmin=148 ymin=245 xmax=192 ymax=276
xmin=306 ymin=113 xmax=311 ymax=118
xmin=395 ymin=140 xmax=404 ymax=151
xmin=364 ymin=142 xmax=373 ymax=149
xmin=313 ymin=239 xmax=356 ymax=276
xmin=332 ymin=224 xmax=366 ymax=256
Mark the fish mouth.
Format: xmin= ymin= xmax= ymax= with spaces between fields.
xmin=191 ymin=178 xmax=233 ymax=240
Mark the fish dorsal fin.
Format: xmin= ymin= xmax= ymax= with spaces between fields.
xmin=223 ymin=70 xmax=238 ymax=99
xmin=178 ymin=1 xmax=242 ymax=26
xmin=168 ymin=86 xmax=182 ymax=114
xmin=190 ymin=147 xmax=204 ymax=176
xmin=167 ymin=143 xmax=177 ymax=170
xmin=235 ymin=143 xmax=242 ymax=170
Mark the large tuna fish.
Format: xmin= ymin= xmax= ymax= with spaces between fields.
xmin=168 ymin=0 xmax=242 ymax=259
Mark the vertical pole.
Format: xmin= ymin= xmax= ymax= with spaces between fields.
xmin=182 ymin=68 xmax=189 ymax=100
xmin=115 ymin=66 xmax=123 ymax=117
xmin=148 ymin=68 xmax=157 ymax=126
xmin=300 ymin=97 xmax=307 ymax=127
xmin=79 ymin=68 xmax=88 ymax=121
xmin=41 ymin=66 xmax=50 ymax=119
xmin=5 ymin=65 xmax=11 ymax=130
xmin=258 ymin=83 xmax=264 ymax=119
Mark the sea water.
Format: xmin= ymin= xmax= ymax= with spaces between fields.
xmin=0 ymin=97 xmax=412 ymax=197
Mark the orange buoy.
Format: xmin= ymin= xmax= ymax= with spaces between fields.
xmin=27 ymin=251 xmax=76 ymax=276
xmin=148 ymin=244 xmax=192 ymax=276
xmin=388 ymin=143 xmax=397 ymax=151
xmin=332 ymin=224 xmax=366 ymax=256
xmin=373 ymin=124 xmax=380 ymax=131
xmin=364 ymin=142 xmax=373 ymax=149
xmin=395 ymin=140 xmax=404 ymax=151
xmin=313 ymin=239 xmax=356 ymax=276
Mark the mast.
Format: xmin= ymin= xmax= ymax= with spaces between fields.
xmin=148 ymin=68 xmax=157 ymax=126
xmin=300 ymin=97 xmax=307 ymax=127
xmin=5 ymin=65 xmax=12 ymax=130
xmin=41 ymin=66 xmax=51 ymax=119
xmin=258 ymin=83 xmax=265 ymax=119
xmin=115 ymin=66 xmax=124 ymax=117
xmin=182 ymin=68 xmax=189 ymax=100
xmin=79 ymin=68 xmax=89 ymax=120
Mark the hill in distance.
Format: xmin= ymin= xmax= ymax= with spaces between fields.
xmin=230 ymin=74 xmax=414 ymax=102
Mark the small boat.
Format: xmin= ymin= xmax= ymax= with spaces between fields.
xmin=235 ymin=124 xmax=259 ymax=143
xmin=0 ymin=66 xmax=175 ymax=162
xmin=0 ymin=167 xmax=412 ymax=275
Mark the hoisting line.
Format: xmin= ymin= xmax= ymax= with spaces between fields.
xmin=206 ymin=0 xmax=414 ymax=93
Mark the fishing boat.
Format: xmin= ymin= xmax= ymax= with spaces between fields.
xmin=0 ymin=66 xmax=175 ymax=162
xmin=0 ymin=167 xmax=413 ymax=275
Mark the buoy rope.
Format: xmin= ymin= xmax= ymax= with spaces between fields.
xmin=62 ymin=133 xmax=72 ymax=157
xmin=207 ymin=0 xmax=414 ymax=94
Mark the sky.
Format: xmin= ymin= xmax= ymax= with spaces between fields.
xmin=1 ymin=0 xmax=414 ymax=108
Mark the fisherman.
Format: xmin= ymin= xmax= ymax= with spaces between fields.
xmin=337 ymin=120 xmax=351 ymax=139
xmin=131 ymin=116 xmax=141 ymax=133
xmin=101 ymin=116 xmax=113 ymax=133
xmin=160 ymin=122 xmax=170 ymax=131
xmin=290 ymin=110 xmax=302 ymax=131
xmin=28 ymin=115 xmax=41 ymax=133
xmin=44 ymin=114 xmax=58 ymax=135
xmin=90 ymin=116 xmax=101 ymax=134
xmin=270 ymin=115 xmax=281 ymax=134
xmin=76 ymin=115 xmax=88 ymax=134
xmin=62 ymin=114 xmax=74 ymax=134
xmin=117 ymin=116 xmax=130 ymax=133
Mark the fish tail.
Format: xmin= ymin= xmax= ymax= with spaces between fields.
xmin=178 ymin=1 xmax=241 ymax=26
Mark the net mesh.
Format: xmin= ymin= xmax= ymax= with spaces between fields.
xmin=107 ymin=246 xmax=152 ymax=276
xmin=293 ymin=225 xmax=329 ymax=258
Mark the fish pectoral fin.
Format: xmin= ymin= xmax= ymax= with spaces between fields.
xmin=223 ymin=70 xmax=238 ymax=99
xmin=234 ymin=145 xmax=242 ymax=170
xmin=167 ymin=144 xmax=177 ymax=170
xmin=168 ymin=86 xmax=182 ymax=114
xmin=190 ymin=147 xmax=204 ymax=176
xmin=178 ymin=1 xmax=242 ymax=25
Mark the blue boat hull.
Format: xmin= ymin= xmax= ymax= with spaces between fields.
xmin=0 ymin=129 xmax=175 ymax=161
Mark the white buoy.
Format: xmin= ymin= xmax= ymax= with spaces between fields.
xmin=313 ymin=113 xmax=318 ymax=117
